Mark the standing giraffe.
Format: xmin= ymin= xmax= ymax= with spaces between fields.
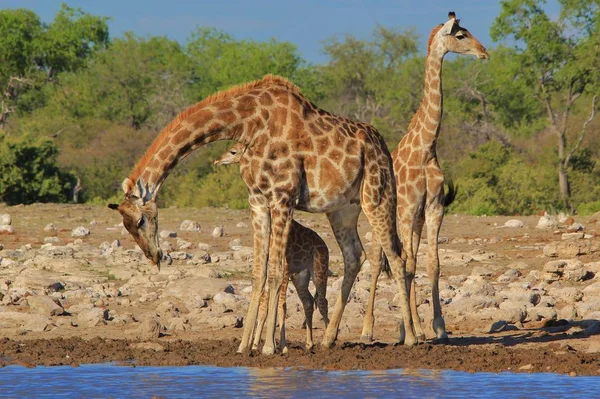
xmin=215 ymin=143 xmax=330 ymax=351
xmin=361 ymin=12 xmax=489 ymax=344
xmin=108 ymin=75 xmax=416 ymax=355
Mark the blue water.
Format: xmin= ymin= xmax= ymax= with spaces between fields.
xmin=0 ymin=364 xmax=598 ymax=398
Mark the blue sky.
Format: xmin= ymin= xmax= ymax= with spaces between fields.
xmin=1 ymin=1 xmax=560 ymax=64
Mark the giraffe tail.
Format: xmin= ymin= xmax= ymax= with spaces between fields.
xmin=444 ymin=178 xmax=458 ymax=208
xmin=380 ymin=251 xmax=392 ymax=279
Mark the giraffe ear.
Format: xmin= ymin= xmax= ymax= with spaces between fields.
xmin=122 ymin=178 xmax=134 ymax=194
xmin=439 ymin=17 xmax=455 ymax=35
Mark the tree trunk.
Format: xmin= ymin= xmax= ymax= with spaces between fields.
xmin=557 ymin=130 xmax=573 ymax=213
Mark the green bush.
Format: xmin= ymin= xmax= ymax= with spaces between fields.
xmin=0 ymin=136 xmax=75 ymax=204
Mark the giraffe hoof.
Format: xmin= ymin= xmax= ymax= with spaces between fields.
xmin=321 ymin=338 xmax=335 ymax=349
xmin=262 ymin=345 xmax=275 ymax=356
xmin=416 ymin=334 xmax=427 ymax=343
xmin=281 ymin=346 xmax=289 ymax=355
xmin=403 ymin=336 xmax=418 ymax=347
xmin=360 ymin=334 xmax=374 ymax=343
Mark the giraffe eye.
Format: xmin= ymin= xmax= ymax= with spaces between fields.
xmin=456 ymin=33 xmax=466 ymax=40
xmin=230 ymin=150 xmax=237 ymax=155
xmin=137 ymin=217 xmax=145 ymax=228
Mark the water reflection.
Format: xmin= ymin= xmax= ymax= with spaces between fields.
xmin=0 ymin=365 xmax=598 ymax=399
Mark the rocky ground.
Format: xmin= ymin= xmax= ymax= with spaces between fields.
xmin=1 ymin=203 xmax=600 ymax=375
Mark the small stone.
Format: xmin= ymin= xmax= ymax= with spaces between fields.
xmin=505 ymin=219 xmax=524 ymax=228
xmin=198 ymin=243 xmax=211 ymax=251
xmin=44 ymin=237 xmax=61 ymax=243
xmin=160 ymin=230 xmax=177 ymax=238
xmin=89 ymin=220 xmax=97 ymax=226
xmin=47 ymin=282 xmax=65 ymax=292
xmin=561 ymin=232 xmax=585 ymax=240
xmin=71 ymin=227 xmax=90 ymax=237
xmin=519 ymin=364 xmax=534 ymax=371
xmin=180 ymin=220 xmax=201 ymax=232
xmin=0 ymin=214 xmax=12 ymax=225
xmin=0 ymin=225 xmax=15 ymax=233
xmin=536 ymin=215 xmax=558 ymax=229
xmin=26 ymin=295 xmax=65 ymax=316
xmin=234 ymin=316 xmax=243 ymax=328
xmin=567 ymin=222 xmax=584 ymax=232
xmin=44 ymin=223 xmax=57 ymax=232
xmin=229 ymin=238 xmax=242 ymax=250
xmin=236 ymin=222 xmax=248 ymax=228
xmin=111 ymin=239 xmax=122 ymax=249
xmin=76 ymin=308 xmax=108 ymax=327
xmin=212 ymin=226 xmax=224 ymax=238
xmin=138 ymin=318 xmax=162 ymax=340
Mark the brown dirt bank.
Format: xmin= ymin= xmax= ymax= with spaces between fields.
xmin=1 ymin=333 xmax=600 ymax=375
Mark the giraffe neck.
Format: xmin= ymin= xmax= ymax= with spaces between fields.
xmin=130 ymin=100 xmax=260 ymax=192
xmin=413 ymin=46 xmax=445 ymax=149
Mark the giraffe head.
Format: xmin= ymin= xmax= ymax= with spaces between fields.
xmin=433 ymin=11 xmax=489 ymax=60
xmin=108 ymin=177 xmax=163 ymax=270
xmin=214 ymin=143 xmax=246 ymax=166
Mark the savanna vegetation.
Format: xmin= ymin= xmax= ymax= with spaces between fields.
xmin=0 ymin=1 xmax=598 ymax=215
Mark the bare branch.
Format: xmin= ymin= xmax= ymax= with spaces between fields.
xmin=565 ymin=95 xmax=598 ymax=166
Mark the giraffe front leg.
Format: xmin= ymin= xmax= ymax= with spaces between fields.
xmin=360 ymin=244 xmax=382 ymax=342
xmin=238 ymin=198 xmax=270 ymax=354
xmin=262 ymin=204 xmax=294 ymax=356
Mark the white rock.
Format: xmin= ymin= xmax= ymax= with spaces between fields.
xmin=505 ymin=219 xmax=524 ymax=228
xmin=71 ymin=227 xmax=90 ymax=237
xmin=229 ymin=238 xmax=242 ymax=251
xmin=212 ymin=226 xmax=224 ymax=238
xmin=0 ymin=225 xmax=15 ymax=233
xmin=44 ymin=223 xmax=57 ymax=232
xmin=567 ymin=222 xmax=585 ymax=232
xmin=160 ymin=230 xmax=177 ymax=238
xmin=180 ymin=220 xmax=201 ymax=232
xmin=558 ymin=212 xmax=569 ymax=223
xmin=138 ymin=318 xmax=162 ymax=340
xmin=561 ymin=232 xmax=585 ymax=240
xmin=536 ymin=215 xmax=558 ymax=229
xmin=26 ymin=295 xmax=65 ymax=316
xmin=198 ymin=243 xmax=211 ymax=251
xmin=236 ymin=222 xmax=248 ymax=228
xmin=0 ymin=214 xmax=11 ymax=225
xmin=76 ymin=308 xmax=108 ymax=327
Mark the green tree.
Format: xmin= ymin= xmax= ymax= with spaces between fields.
xmin=186 ymin=27 xmax=305 ymax=101
xmin=491 ymin=0 xmax=600 ymax=212
xmin=319 ymin=26 xmax=421 ymax=143
xmin=0 ymin=4 xmax=109 ymax=124
xmin=0 ymin=136 xmax=75 ymax=204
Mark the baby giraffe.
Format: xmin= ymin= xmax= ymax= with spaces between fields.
xmin=215 ymin=143 xmax=330 ymax=351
